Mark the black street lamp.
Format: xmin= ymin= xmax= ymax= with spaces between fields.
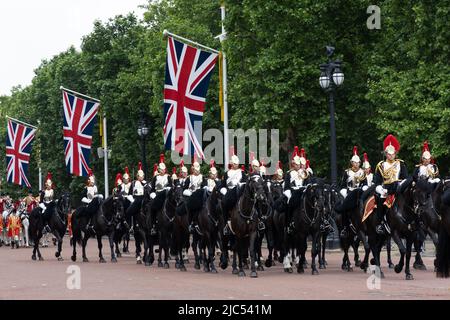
xmin=137 ymin=109 xmax=150 ymax=178
xmin=319 ymin=46 xmax=344 ymax=186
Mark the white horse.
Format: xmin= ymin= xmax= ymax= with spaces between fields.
xmin=2 ymin=201 xmax=13 ymax=246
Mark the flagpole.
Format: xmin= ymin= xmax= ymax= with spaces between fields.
xmin=5 ymin=116 xmax=38 ymax=130
xmin=103 ymin=113 xmax=109 ymax=198
xmin=163 ymin=30 xmax=220 ymax=54
xmin=219 ymin=4 xmax=230 ymax=170
xmin=59 ymin=86 xmax=101 ymax=103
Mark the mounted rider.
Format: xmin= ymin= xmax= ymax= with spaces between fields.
xmin=82 ymin=169 xmax=104 ymax=234
xmin=121 ymin=167 xmax=132 ymax=196
xmin=283 ymin=146 xmax=311 ymax=234
xmin=362 ymin=153 xmax=374 ymax=187
xmin=374 ymin=134 xmax=409 ymax=235
xmin=183 ymin=154 xmax=207 ymax=233
xmin=178 ymin=160 xmax=189 ymax=186
xmin=207 ymin=159 xmax=220 ymax=192
xmin=221 ymin=147 xmax=247 ymax=236
xmin=335 ymin=146 xmax=367 ymax=237
xmin=113 ymin=173 xmax=123 ymax=196
xmin=39 ymin=172 xmax=55 ymax=233
xmin=149 ymin=154 xmax=172 ymax=235
xmin=412 ymin=141 xmax=440 ymax=185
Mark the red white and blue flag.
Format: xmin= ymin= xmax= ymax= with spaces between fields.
xmin=6 ymin=119 xmax=37 ymax=188
xmin=62 ymin=89 xmax=100 ymax=177
xmin=163 ymin=36 xmax=218 ymax=157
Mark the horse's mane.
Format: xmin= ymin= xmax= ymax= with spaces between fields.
xmin=398 ymin=177 xmax=413 ymax=194
xmin=415 ymin=178 xmax=433 ymax=194
xmin=442 ymin=188 xmax=450 ymax=207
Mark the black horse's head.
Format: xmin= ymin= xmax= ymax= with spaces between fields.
xmin=305 ymin=180 xmax=327 ymax=215
xmin=112 ymin=193 xmax=125 ymax=221
xmin=169 ymin=181 xmax=184 ymax=207
xmin=247 ymin=174 xmax=267 ymax=203
xmin=59 ymin=192 xmax=71 ymax=216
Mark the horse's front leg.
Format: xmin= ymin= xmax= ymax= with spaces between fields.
xmin=405 ymin=236 xmax=414 ymax=280
xmin=391 ymin=230 xmax=405 ymax=274
xmin=109 ymin=233 xmax=117 ymax=263
xmin=82 ymin=233 xmax=89 ymax=262
xmin=249 ymin=231 xmax=258 ymax=278
xmin=358 ymin=231 xmax=370 ymax=271
xmin=97 ymin=234 xmax=106 ymax=263
xmin=310 ymin=231 xmax=320 ymax=275
xmin=386 ymin=236 xmax=394 ymax=268
xmin=53 ymin=232 xmax=64 ymax=261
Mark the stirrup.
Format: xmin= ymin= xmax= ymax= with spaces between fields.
xmin=223 ymin=224 xmax=231 ymax=236
xmin=258 ymin=221 xmax=265 ymax=231
xmin=340 ymin=227 xmax=348 ymax=238
xmin=150 ymin=226 xmax=157 ymax=236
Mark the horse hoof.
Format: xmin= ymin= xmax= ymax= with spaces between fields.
xmin=58 ymin=257 xmax=64 ymax=261
xmin=39 ymin=256 xmax=44 ymax=261
xmin=220 ymin=263 xmax=228 ymax=270
xmin=243 ymin=263 xmax=249 ymax=270
xmin=297 ymin=268 xmax=304 ymax=274
xmin=55 ymin=252 xmax=60 ymax=258
xmin=112 ymin=258 xmax=118 ymax=263
xmin=232 ymin=268 xmax=239 ymax=275
xmin=284 ymin=267 xmax=293 ymax=273
xmin=211 ymin=268 xmax=218 ymax=274
xmin=347 ymin=266 xmax=353 ymax=272
xmin=265 ymin=260 xmax=272 ymax=268
xmin=413 ymin=262 xmax=427 ymax=271
xmin=195 ymin=263 xmax=201 ymax=270
xmin=203 ymin=267 xmax=210 ymax=273
xmin=117 ymin=253 xmax=122 ymax=258
xmin=158 ymin=262 xmax=163 ymax=268
xmin=250 ymin=271 xmax=258 ymax=278
xmin=145 ymin=262 xmax=150 ymax=266
xmin=277 ymin=257 xmax=284 ymax=264
xmin=388 ymin=263 xmax=395 ymax=269
xmin=370 ymin=258 xmax=375 ymax=265
xmin=83 ymin=258 xmax=89 ymax=262
xmin=164 ymin=263 xmax=170 ymax=269
xmin=31 ymin=255 xmax=36 ymax=261
xmin=394 ymin=264 xmax=403 ymax=274
xmin=71 ymin=256 xmax=76 ymax=262
xmin=312 ymin=269 xmax=319 ymax=275
xmin=355 ymin=260 xmax=362 ymax=267
xmin=99 ymin=258 xmax=106 ymax=263
xmin=180 ymin=266 xmax=187 ymax=272
xmin=238 ymin=271 xmax=246 ymax=277
xmin=319 ymin=264 xmax=325 ymax=270
xmin=341 ymin=264 xmax=346 ymax=270
xmin=360 ymin=262 xmax=367 ymax=271
xmin=175 ymin=262 xmax=180 ymax=269
xmin=136 ymin=260 xmax=142 ymax=265
xmin=257 ymin=265 xmax=264 ymax=271
xmin=405 ymin=273 xmax=414 ymax=280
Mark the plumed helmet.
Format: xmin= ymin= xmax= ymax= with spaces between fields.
xmin=422 ymin=141 xmax=431 ymax=160
xmin=115 ymin=173 xmax=123 ymax=187
xmin=137 ymin=161 xmax=145 ymax=178
xmin=362 ymin=153 xmax=371 ymax=169
xmin=158 ymin=154 xmax=166 ymax=172
xmin=351 ymin=146 xmax=361 ymax=163
xmin=123 ymin=166 xmax=130 ymax=181
xmin=384 ymin=134 xmax=400 ymax=155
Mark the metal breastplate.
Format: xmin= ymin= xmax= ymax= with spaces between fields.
xmin=418 ymin=164 xmax=437 ymax=179
xmin=133 ymin=181 xmax=145 ymax=196
xmin=290 ymin=170 xmax=304 ymax=188
xmin=189 ymin=174 xmax=203 ymax=191
xmin=123 ymin=183 xmax=131 ymax=195
xmin=346 ymin=169 xmax=365 ymax=189
xmin=44 ymin=189 xmax=54 ymax=203
xmin=381 ymin=160 xmax=401 ymax=184
xmin=155 ymin=175 xmax=168 ymax=192
xmin=366 ymin=173 xmax=374 ymax=187
xmin=226 ymin=169 xmax=242 ymax=188
xmin=87 ymin=186 xmax=97 ymax=199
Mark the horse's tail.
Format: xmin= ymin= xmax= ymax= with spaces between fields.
xmin=436 ymin=223 xmax=450 ymax=278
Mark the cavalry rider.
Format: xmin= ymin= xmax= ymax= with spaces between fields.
xmin=374 ymin=134 xmax=408 ymax=235
xmin=6 ymin=208 xmax=21 ymax=249
xmin=207 ymin=159 xmax=220 ymax=192
xmin=283 ymin=146 xmax=311 ymax=234
xmin=125 ymin=162 xmax=147 ymax=230
xmin=335 ymin=146 xmax=367 ymax=237
xmin=183 ymin=155 xmax=207 ymax=233
xmin=221 ymin=148 xmax=247 ymax=236
xmin=122 ymin=167 xmax=132 ymax=197
xmin=39 ymin=172 xmax=55 ymax=232
xmin=362 ymin=153 xmax=374 ymax=188
xmin=178 ymin=160 xmax=189 ymax=186
xmin=113 ymin=173 xmax=123 ymax=196
xmin=82 ymin=169 xmax=104 ymax=233
xmin=339 ymin=146 xmax=367 ymax=199
xmin=413 ymin=141 xmax=440 ymax=185
xmin=149 ymin=154 xmax=172 ymax=235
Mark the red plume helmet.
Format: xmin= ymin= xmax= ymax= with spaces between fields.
xmin=353 ymin=146 xmax=358 ymax=156
xmin=422 ymin=141 xmax=430 ymax=153
xmin=180 ymin=160 xmax=185 ymax=168
xmin=172 ymin=167 xmax=177 ymax=174
xmin=124 ymin=166 xmax=129 ymax=175
xmin=277 ymin=161 xmax=282 ymax=170
xmin=241 ymin=165 xmax=245 ymax=172
xmin=299 ymin=148 xmax=306 ymax=159
xmin=306 ymin=160 xmax=310 ymax=169
xmin=210 ymin=159 xmax=215 ymax=168
xmin=46 ymin=172 xmax=52 ymax=181
xmin=250 ymin=151 xmax=255 ymax=162
xmin=159 ymin=154 xmax=165 ymax=164
xmin=229 ymin=145 xmax=235 ymax=156
xmin=138 ymin=161 xmax=143 ymax=171
xmin=153 ymin=164 xmax=158 ymax=176
xmin=383 ymin=134 xmax=400 ymax=154
xmin=115 ymin=173 xmax=122 ymax=187
xmin=292 ymin=146 xmax=299 ymax=159
xmin=88 ymin=168 xmax=93 ymax=177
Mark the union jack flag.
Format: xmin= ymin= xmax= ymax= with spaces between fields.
xmin=6 ymin=119 xmax=37 ymax=188
xmin=62 ymin=90 xmax=100 ymax=177
xmin=163 ymin=36 xmax=218 ymax=157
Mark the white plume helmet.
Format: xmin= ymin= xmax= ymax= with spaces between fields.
xmin=422 ymin=141 xmax=431 ymax=160
xmin=230 ymin=145 xmax=239 ymax=165
xmin=351 ymin=146 xmax=361 ymax=163
xmin=137 ymin=161 xmax=145 ymax=178
xmin=158 ymin=154 xmax=166 ymax=172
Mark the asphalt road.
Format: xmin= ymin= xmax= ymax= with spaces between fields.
xmin=0 ymin=237 xmax=449 ymax=300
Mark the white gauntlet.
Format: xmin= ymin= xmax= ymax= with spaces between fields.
xmin=183 ymin=190 xmax=192 ymax=197
xmin=220 ymin=188 xmax=227 ymax=196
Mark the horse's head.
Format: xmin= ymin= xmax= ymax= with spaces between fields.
xmin=112 ymin=194 xmax=125 ymax=220
xmin=169 ymin=181 xmax=184 ymax=207
xmin=59 ymin=192 xmax=72 ymax=216
xmin=247 ymin=174 xmax=267 ymax=203
xmin=306 ymin=181 xmax=326 ymax=213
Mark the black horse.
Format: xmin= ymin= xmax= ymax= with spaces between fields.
xmin=71 ymin=196 xmax=122 ymax=263
xmin=28 ymin=193 xmax=71 ymax=261
xmin=293 ymin=180 xmax=327 ymax=275
xmin=436 ymin=179 xmax=450 ymax=278
xmin=134 ymin=185 xmax=155 ymax=266
xmin=197 ymin=186 xmax=223 ymax=273
xmin=172 ymin=182 xmax=190 ymax=272
xmin=229 ymin=174 xmax=267 ymax=277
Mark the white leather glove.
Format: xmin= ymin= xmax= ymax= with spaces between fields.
xmin=203 ymin=186 xmax=209 ymax=190
xmin=82 ymin=197 xmax=90 ymax=204
xmin=375 ymin=185 xmax=387 ymax=196
xmin=340 ymin=189 xmax=348 ymax=198
xmin=150 ymin=192 xmax=156 ymax=199
xmin=220 ymin=188 xmax=227 ymax=196
xmin=239 ymin=182 xmax=246 ymax=187
xmin=39 ymin=203 xmax=46 ymax=210
xmin=430 ymin=178 xmax=441 ymax=184
xmin=283 ymin=189 xmax=292 ymax=201
xmin=126 ymin=195 xmax=134 ymax=203
xmin=183 ymin=190 xmax=192 ymax=197
xmin=97 ymin=194 xmax=104 ymax=200
xmin=165 ymin=187 xmax=171 ymax=191
xmin=362 ymin=185 xmax=369 ymax=191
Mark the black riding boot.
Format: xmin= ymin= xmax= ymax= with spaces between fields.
xmin=375 ymin=197 xmax=388 ymax=235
